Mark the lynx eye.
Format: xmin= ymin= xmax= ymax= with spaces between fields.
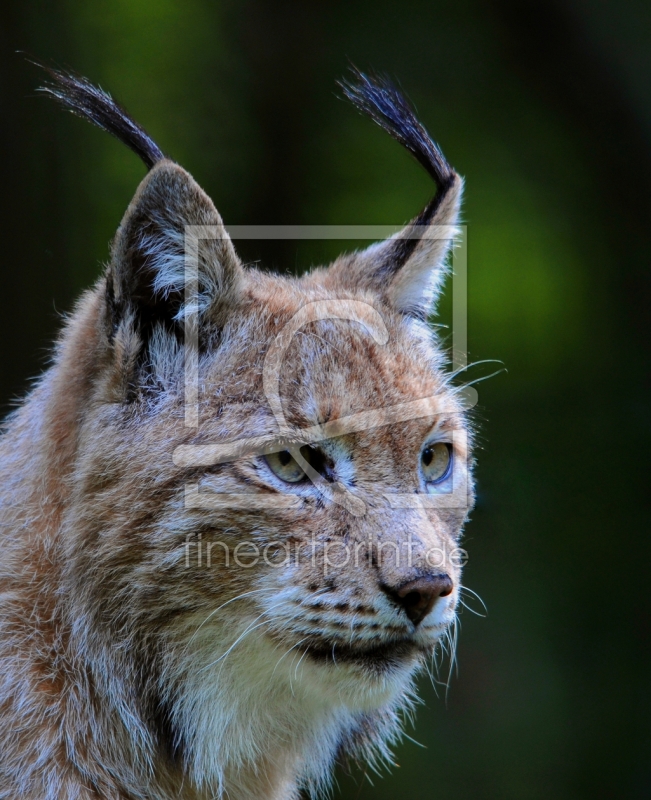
xmin=421 ymin=443 xmax=452 ymax=484
xmin=265 ymin=450 xmax=306 ymax=483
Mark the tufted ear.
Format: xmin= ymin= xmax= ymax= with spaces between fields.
xmin=106 ymin=160 xmax=243 ymax=345
xmin=36 ymin=66 xmax=243 ymax=349
xmin=331 ymin=69 xmax=463 ymax=320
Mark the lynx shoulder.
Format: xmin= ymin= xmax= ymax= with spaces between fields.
xmin=0 ymin=67 xmax=474 ymax=800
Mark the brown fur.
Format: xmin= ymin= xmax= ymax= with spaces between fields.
xmin=0 ymin=83 xmax=473 ymax=799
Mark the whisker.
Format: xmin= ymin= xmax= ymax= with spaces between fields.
xmin=293 ymin=646 xmax=310 ymax=683
xmin=445 ymin=616 xmax=460 ymax=698
xmin=271 ymin=637 xmax=310 ymax=678
xmin=288 ymin=644 xmax=308 ymax=697
xmin=446 ymin=359 xmax=504 ymax=381
xmin=459 ymin=598 xmax=487 ymax=618
xmin=200 ymin=613 xmax=269 ymax=673
xmin=454 ymin=367 xmax=506 ymax=390
xmin=423 ymin=654 xmax=440 ymax=698
xmin=460 ymin=585 xmax=488 ymax=615
xmin=182 ymin=588 xmax=269 ymax=655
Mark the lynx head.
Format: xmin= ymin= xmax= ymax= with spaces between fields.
xmin=40 ymin=67 xmax=474 ymax=795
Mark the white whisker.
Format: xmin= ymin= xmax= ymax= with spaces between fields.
xmin=446 ymin=358 xmax=504 ymax=381
xmin=461 ymin=585 xmax=487 ymax=609
xmin=455 ymin=367 xmax=506 ymax=390
xmin=459 ymin=599 xmax=486 ymax=618
xmin=271 ymin=637 xmax=310 ymax=678
xmin=200 ymin=613 xmax=269 ymax=673
xmin=183 ymin=588 xmax=269 ymax=655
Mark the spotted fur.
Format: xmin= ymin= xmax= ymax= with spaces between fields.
xmin=0 ymin=70 xmax=473 ymax=799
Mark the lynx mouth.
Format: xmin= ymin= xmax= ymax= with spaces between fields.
xmin=300 ymin=637 xmax=421 ymax=671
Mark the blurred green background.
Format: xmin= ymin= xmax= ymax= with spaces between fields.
xmin=1 ymin=2 xmax=650 ymax=798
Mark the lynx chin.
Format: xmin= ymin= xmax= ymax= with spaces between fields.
xmin=0 ymin=66 xmax=475 ymax=800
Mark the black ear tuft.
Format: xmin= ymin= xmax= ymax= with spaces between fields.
xmin=35 ymin=63 xmax=165 ymax=170
xmin=339 ymin=68 xmax=461 ymax=275
xmin=339 ymin=67 xmax=454 ymax=197
xmin=329 ymin=68 xmax=463 ymax=319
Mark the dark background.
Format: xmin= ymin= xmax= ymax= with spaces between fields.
xmin=1 ymin=2 xmax=650 ymax=798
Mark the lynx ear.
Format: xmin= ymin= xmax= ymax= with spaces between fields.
xmin=107 ymin=160 xmax=243 ymax=343
xmin=36 ymin=66 xmax=243 ymax=344
xmin=349 ymin=175 xmax=462 ymax=319
xmin=335 ymin=69 xmax=463 ymax=319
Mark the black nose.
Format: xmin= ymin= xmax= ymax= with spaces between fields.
xmin=385 ymin=574 xmax=453 ymax=626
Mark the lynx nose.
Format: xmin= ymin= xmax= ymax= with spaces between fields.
xmin=386 ymin=574 xmax=453 ymax=626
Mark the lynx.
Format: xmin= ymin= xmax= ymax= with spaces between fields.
xmin=0 ymin=67 xmax=474 ymax=799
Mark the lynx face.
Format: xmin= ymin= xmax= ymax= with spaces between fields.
xmin=0 ymin=68 xmax=474 ymax=799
